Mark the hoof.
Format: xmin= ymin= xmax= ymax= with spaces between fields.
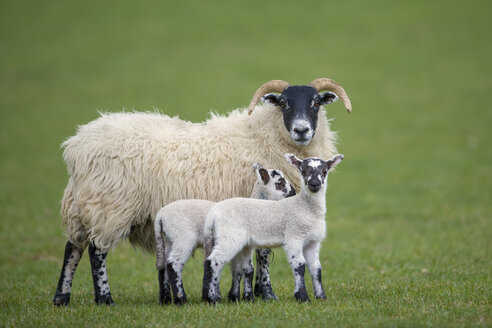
xmin=315 ymin=294 xmax=327 ymax=300
xmin=53 ymin=293 xmax=70 ymax=306
xmin=95 ymin=294 xmax=115 ymax=305
xmin=261 ymin=288 xmax=279 ymax=301
xmin=294 ymin=291 xmax=311 ymax=303
xmin=295 ymin=295 xmax=311 ymax=303
xmin=159 ymin=293 xmax=172 ymax=305
xmin=228 ymin=290 xmax=240 ymax=303
xmin=204 ymin=296 xmax=220 ymax=304
xmin=173 ymin=294 xmax=188 ymax=305
xmin=243 ymin=293 xmax=255 ymax=302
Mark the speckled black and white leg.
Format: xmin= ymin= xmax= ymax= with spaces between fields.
xmin=304 ymin=241 xmax=326 ymax=300
xmin=203 ymin=232 xmax=246 ymax=304
xmin=284 ymin=241 xmax=310 ymax=302
xmin=53 ymin=241 xmax=84 ymax=306
xmin=228 ymin=258 xmax=242 ymax=302
xmin=202 ymin=258 xmax=224 ymax=304
xmin=166 ymin=237 xmax=196 ymax=305
xmin=241 ymin=249 xmax=255 ymax=302
xmin=254 ymin=248 xmax=278 ymax=300
xmin=167 ymin=262 xmax=188 ymax=305
xmin=158 ymin=268 xmax=172 ymax=305
xmin=88 ymin=243 xmax=114 ymax=305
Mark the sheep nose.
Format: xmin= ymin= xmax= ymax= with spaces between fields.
xmin=308 ymin=180 xmax=321 ymax=191
xmin=293 ymin=127 xmax=310 ymax=135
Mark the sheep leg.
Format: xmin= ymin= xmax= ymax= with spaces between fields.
xmin=202 ymin=258 xmax=225 ymax=304
xmin=240 ymin=247 xmax=255 ymax=302
xmin=88 ymin=243 xmax=115 ymax=305
xmin=52 ymin=241 xmax=84 ymax=306
xmin=157 ymin=236 xmax=172 ymax=305
xmin=254 ymin=248 xmax=278 ymax=300
xmin=228 ymin=247 xmax=254 ymax=302
xmin=203 ymin=229 xmax=246 ymax=304
xmin=228 ymin=257 xmax=242 ymax=302
xmin=166 ymin=237 xmax=196 ymax=305
xmin=304 ymin=241 xmax=326 ymax=300
xmin=158 ymin=268 xmax=172 ymax=305
xmin=167 ymin=262 xmax=188 ymax=305
xmin=284 ymin=241 xmax=310 ymax=302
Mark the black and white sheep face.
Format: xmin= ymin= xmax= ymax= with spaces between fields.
xmin=263 ymin=86 xmax=338 ymax=146
xmin=285 ymin=153 xmax=344 ymax=193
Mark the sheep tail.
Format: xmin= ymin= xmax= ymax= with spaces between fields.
xmin=154 ymin=216 xmax=166 ymax=270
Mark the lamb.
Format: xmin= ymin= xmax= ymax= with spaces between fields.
xmin=154 ymin=163 xmax=296 ymax=304
xmin=52 ymin=78 xmax=352 ymax=306
xmin=202 ymin=153 xmax=344 ymax=304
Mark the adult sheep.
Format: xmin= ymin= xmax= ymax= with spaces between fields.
xmin=52 ymin=78 xmax=352 ymax=306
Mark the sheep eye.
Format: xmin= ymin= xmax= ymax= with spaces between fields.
xmin=314 ymin=99 xmax=321 ymax=107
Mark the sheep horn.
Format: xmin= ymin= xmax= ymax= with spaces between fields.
xmin=247 ymin=80 xmax=290 ymax=115
xmin=309 ymin=78 xmax=352 ymax=113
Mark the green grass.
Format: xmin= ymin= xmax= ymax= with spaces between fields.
xmin=1 ymin=0 xmax=491 ymax=327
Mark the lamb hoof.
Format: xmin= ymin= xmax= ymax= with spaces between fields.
xmin=174 ymin=294 xmax=188 ymax=305
xmin=204 ymin=295 xmax=220 ymax=305
xmin=228 ymin=292 xmax=240 ymax=303
xmin=261 ymin=288 xmax=279 ymax=301
xmin=294 ymin=291 xmax=311 ymax=303
xmin=95 ymin=294 xmax=115 ymax=305
xmin=159 ymin=293 xmax=172 ymax=305
xmin=53 ymin=293 xmax=70 ymax=306
xmin=243 ymin=293 xmax=255 ymax=302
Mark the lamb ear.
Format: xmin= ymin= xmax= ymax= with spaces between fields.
xmin=327 ymin=154 xmax=344 ymax=170
xmin=258 ymin=168 xmax=270 ymax=184
xmin=253 ymin=162 xmax=270 ymax=184
xmin=285 ymin=153 xmax=302 ymax=169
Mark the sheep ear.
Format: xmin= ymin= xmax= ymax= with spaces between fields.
xmin=319 ymin=92 xmax=339 ymax=105
xmin=262 ymin=93 xmax=281 ymax=106
xmin=253 ymin=162 xmax=270 ymax=184
xmin=258 ymin=168 xmax=270 ymax=184
xmin=285 ymin=153 xmax=302 ymax=169
xmin=327 ymin=154 xmax=344 ymax=170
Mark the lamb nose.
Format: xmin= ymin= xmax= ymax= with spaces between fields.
xmin=294 ymin=127 xmax=309 ymax=135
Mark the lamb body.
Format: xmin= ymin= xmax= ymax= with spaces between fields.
xmin=53 ymin=78 xmax=351 ymax=306
xmin=203 ymin=153 xmax=344 ymax=303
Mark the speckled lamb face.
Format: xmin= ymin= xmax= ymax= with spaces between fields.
xmin=253 ymin=163 xmax=296 ymax=199
xmin=284 ymin=154 xmax=344 ymax=193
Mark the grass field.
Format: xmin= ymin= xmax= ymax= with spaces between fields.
xmin=1 ymin=0 xmax=491 ymax=327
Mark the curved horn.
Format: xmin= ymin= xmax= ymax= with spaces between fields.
xmin=247 ymin=80 xmax=290 ymax=115
xmin=309 ymin=78 xmax=352 ymax=113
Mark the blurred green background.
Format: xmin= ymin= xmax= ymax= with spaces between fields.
xmin=0 ymin=0 xmax=490 ymax=327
